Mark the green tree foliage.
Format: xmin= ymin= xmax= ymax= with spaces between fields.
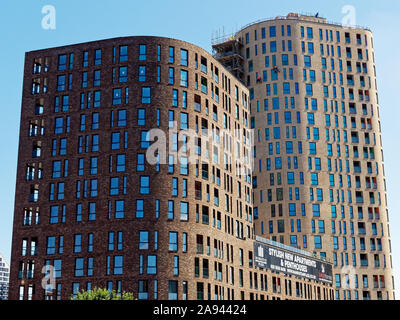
xmin=70 ymin=287 xmax=135 ymax=300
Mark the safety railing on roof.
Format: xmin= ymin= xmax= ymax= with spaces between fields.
xmin=238 ymin=13 xmax=371 ymax=33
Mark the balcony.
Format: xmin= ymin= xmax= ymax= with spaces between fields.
xmin=33 ymin=64 xmax=41 ymax=74
xmin=195 ymin=190 xmax=202 ymax=200
xmin=32 ymin=83 xmax=40 ymax=95
xmin=32 ymin=147 xmax=41 ymax=158
xmin=201 ymin=64 xmax=207 ymax=74
xmin=356 ymin=197 xmax=364 ymax=204
xmin=358 ymin=228 xmax=366 ymax=235
xmin=29 ymin=193 xmax=39 ymax=203
xmin=360 ymin=259 xmax=369 ymax=267
xmin=196 ymin=244 xmax=204 ymax=254
xmin=27 ymin=270 xmax=34 ymax=279
xmin=35 ymin=105 xmax=44 ymax=115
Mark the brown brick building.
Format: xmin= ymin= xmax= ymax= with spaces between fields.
xmin=9 ymin=36 xmax=333 ymax=300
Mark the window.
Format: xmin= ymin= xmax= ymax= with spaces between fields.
xmin=134 ymin=199 xmax=144 ymax=218
xmin=119 ymin=45 xmax=128 ymax=62
xmin=93 ymin=70 xmax=101 ymax=86
xmin=306 ymin=84 xmax=313 ymax=96
xmin=180 ymin=49 xmax=188 ymax=66
xmin=309 ymin=142 xmax=316 ymax=155
xmin=289 ymin=204 xmax=296 ymax=216
xmin=46 ymin=237 xmax=56 ymax=254
xmin=57 ymin=182 xmax=65 ymax=200
xmin=147 ymin=255 xmax=157 ymax=274
xmin=140 ymin=176 xmax=150 ymax=194
xmin=57 ymin=75 xmax=66 ymax=91
xmin=139 ymin=45 xmax=146 ymax=61
xmin=74 ymin=234 xmax=82 ymax=253
xmin=110 ymin=177 xmax=119 ymax=195
xmin=52 ymin=161 xmax=61 ymax=178
xmin=307 ymin=27 xmax=313 ymax=39
xmin=180 ymin=112 xmax=188 ymax=130
xmin=168 ymin=281 xmax=178 ymax=300
xmin=115 ymin=154 xmax=126 ymax=172
xmin=168 ymin=155 xmax=174 ymax=173
xmin=269 ymin=26 xmax=276 ymax=37
xmin=172 ymin=178 xmax=178 ymax=196
xmin=180 ymin=70 xmax=188 ymax=87
xmin=141 ymin=131 xmax=150 ymax=148
xmin=157 ymin=45 xmax=161 ymax=62
xmin=74 ymin=258 xmax=84 ymax=277
xmin=136 ymin=153 xmax=145 ymax=172
xmin=119 ymin=66 xmax=128 ymax=83
xmin=304 ymin=56 xmax=311 ymax=67
xmin=82 ymin=51 xmax=89 ymax=67
xmin=113 ymin=256 xmax=123 ymax=275
xmin=168 ymin=200 xmax=174 ymax=220
xmin=169 ymin=232 xmax=178 ymax=251
xmin=169 ymin=67 xmax=174 ymax=84
xmin=92 ymin=49 xmax=101 ymax=66
xmin=112 ymin=88 xmax=122 ymax=105
xmin=138 ymin=65 xmax=146 ymax=82
xmin=157 ymin=65 xmax=161 ymax=83
xmin=180 ymin=202 xmax=189 ymax=221
xmin=88 ymin=202 xmax=96 ymax=221
xmin=282 ymin=54 xmax=289 ymax=66
xmin=173 ymin=256 xmax=179 ymax=276
xmin=169 ymin=46 xmax=175 ymax=63
xmin=139 ymin=231 xmax=149 ymax=250
xmin=172 ymin=89 xmax=179 ymax=107
xmin=115 ymin=200 xmax=125 ymax=219
xmin=137 ymin=109 xmax=146 ymax=126
xmin=58 ymin=55 xmax=67 ymax=71
xmin=312 ymin=204 xmax=320 ymax=217
xmin=287 ymin=172 xmax=295 ymax=184
xmin=308 ymin=42 xmax=314 ymax=54
xmin=117 ymin=109 xmax=126 ymax=127
xmin=180 ymin=157 xmax=188 ymax=175
xmin=90 ymin=179 xmax=98 ymax=197
xmin=314 ymin=236 xmax=322 ymax=249
xmin=311 ymin=173 xmax=318 ymax=185
xmin=111 ymin=132 xmax=120 ymax=150
xmin=94 ymin=91 xmax=101 ymax=108
xmin=141 ymin=87 xmax=151 ymax=104
xmin=50 ymin=206 xmax=59 ymax=224
xmin=81 ymin=72 xmax=87 ymax=88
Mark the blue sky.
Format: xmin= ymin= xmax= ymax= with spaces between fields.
xmin=1 ymin=0 xmax=399 ymax=298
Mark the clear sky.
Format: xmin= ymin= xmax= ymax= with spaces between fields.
xmin=0 ymin=0 xmax=399 ymax=298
